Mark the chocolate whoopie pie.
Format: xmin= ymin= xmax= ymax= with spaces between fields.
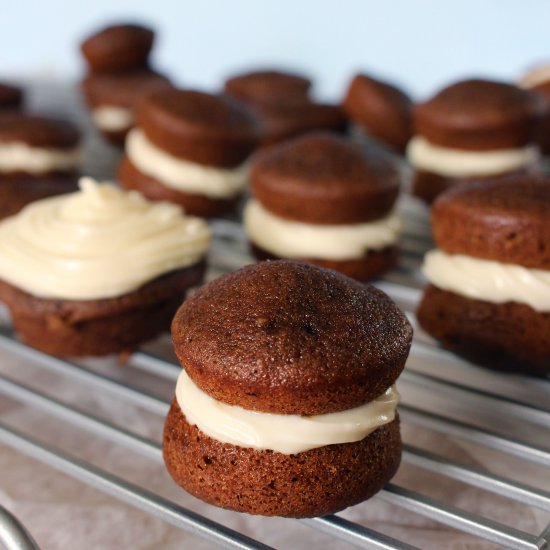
xmin=0 ymin=114 xmax=81 ymax=216
xmin=80 ymin=22 xmax=172 ymax=145
xmin=342 ymin=73 xmax=413 ymax=153
xmin=224 ymin=69 xmax=312 ymax=105
xmin=164 ymin=260 xmax=412 ymax=517
xmin=81 ymin=23 xmax=154 ymax=73
xmin=0 ymin=178 xmax=211 ymax=356
xmin=224 ymin=69 xmax=346 ymax=147
xmin=520 ymin=66 xmax=550 ymax=155
xmin=407 ymin=79 xmax=540 ymax=203
xmin=256 ymin=97 xmax=347 ymax=148
xmin=417 ymin=176 xmax=550 ymax=374
xmin=118 ymin=88 xmax=261 ymax=217
xmin=81 ymin=69 xmax=172 ymax=144
xmin=0 ymin=82 xmax=23 ymax=112
xmin=243 ymin=132 xmax=402 ymax=280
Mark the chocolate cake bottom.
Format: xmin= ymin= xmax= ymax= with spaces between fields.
xmin=0 ymin=261 xmax=206 ymax=357
xmin=0 ymin=175 xmax=79 ymax=220
xmin=118 ymin=155 xmax=241 ymax=217
xmin=163 ymin=398 xmax=401 ymax=517
xmin=250 ymin=243 xmax=398 ymax=282
xmin=411 ymin=169 xmax=526 ymax=205
xmin=417 ymin=284 xmax=550 ymax=375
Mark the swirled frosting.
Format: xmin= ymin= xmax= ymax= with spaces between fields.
xmin=407 ymin=136 xmax=538 ymax=178
xmin=176 ymin=368 xmax=399 ymax=454
xmin=423 ymin=249 xmax=550 ymax=312
xmin=126 ymin=128 xmax=249 ymax=198
xmin=244 ymin=199 xmax=401 ymax=260
xmin=0 ymin=177 xmax=211 ymax=300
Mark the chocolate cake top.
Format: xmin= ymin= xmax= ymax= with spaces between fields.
xmin=172 ymin=260 xmax=412 ymax=415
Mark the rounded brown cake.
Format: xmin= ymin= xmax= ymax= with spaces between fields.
xmin=251 ymin=243 xmax=399 ymax=282
xmin=0 ymin=263 xmax=205 ymax=356
xmin=165 ymin=260 xmax=411 ymax=516
xmin=164 ymin=402 xmax=401 ymax=518
xmin=251 ymin=132 xmax=400 ymax=225
xmin=224 ymin=69 xmax=312 ymax=105
xmin=117 ymin=155 xmax=240 ymax=218
xmin=81 ymin=69 xmax=173 ymax=144
xmin=81 ymin=23 xmax=154 ymax=73
xmin=342 ymin=73 xmax=413 ymax=153
xmin=408 ymin=78 xmax=540 ymax=203
xmin=136 ymin=89 xmax=261 ymax=167
xmin=0 ymin=83 xmax=23 ymax=112
xmin=431 ymin=177 xmax=550 ymax=269
xmin=530 ymin=83 xmax=550 ymax=155
xmin=0 ymin=179 xmax=211 ymax=357
xmin=257 ymin=97 xmax=347 ymax=147
xmin=518 ymin=69 xmax=550 ymax=155
xmin=0 ymin=112 xmax=81 ymax=203
xmin=414 ymin=79 xmax=538 ymax=150
xmin=410 ymin=169 xmax=528 ymax=205
xmin=417 ymin=175 xmax=550 ymax=374
xmin=0 ymin=114 xmax=80 ymax=149
xmin=119 ymin=88 xmax=260 ymax=216
xmin=244 ymin=132 xmax=401 ymax=280
xmin=81 ymin=70 xmax=172 ymax=109
xmin=172 ymin=261 xmax=412 ymax=415
xmin=0 ymin=176 xmax=79 ymax=220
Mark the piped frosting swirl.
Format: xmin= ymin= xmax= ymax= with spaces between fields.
xmin=0 ymin=177 xmax=211 ymax=300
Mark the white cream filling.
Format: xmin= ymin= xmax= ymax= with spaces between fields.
xmin=0 ymin=141 xmax=82 ymax=174
xmin=406 ymin=136 xmax=538 ymax=178
xmin=0 ymin=177 xmax=211 ymax=300
xmin=423 ymin=249 xmax=550 ymax=312
xmin=175 ymin=368 xmax=399 ymax=454
xmin=126 ymin=128 xmax=249 ymax=199
xmin=92 ymin=105 xmax=134 ymax=132
xmin=243 ymin=199 xmax=401 ymax=261
xmin=520 ymin=65 xmax=550 ymax=89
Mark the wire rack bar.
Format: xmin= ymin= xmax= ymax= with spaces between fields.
xmin=402 ymin=445 xmax=550 ymax=512
xmin=0 ymin=505 xmax=40 ymax=550
xmin=0 ymin=423 xmax=273 ymax=550
xmin=400 ymin=405 xmax=550 ymax=466
xmin=399 ymin=370 xmax=550 ymax=428
xmin=1 ymin=344 xmax=548 ymax=549
xmin=0 ymin=376 xmax=413 ymax=549
xmin=379 ymin=485 xmax=544 ymax=550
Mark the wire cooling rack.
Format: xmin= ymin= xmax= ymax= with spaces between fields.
xmin=0 ymin=81 xmax=549 ymax=550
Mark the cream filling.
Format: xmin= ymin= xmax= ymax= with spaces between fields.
xmin=520 ymin=65 xmax=550 ymax=89
xmin=406 ymin=136 xmax=538 ymax=178
xmin=423 ymin=249 xmax=550 ymax=312
xmin=175 ymin=368 xmax=399 ymax=454
xmin=92 ymin=105 xmax=134 ymax=132
xmin=0 ymin=141 xmax=82 ymax=174
xmin=0 ymin=177 xmax=211 ymax=300
xmin=126 ymin=128 xmax=249 ymax=199
xmin=243 ymin=199 xmax=401 ymax=261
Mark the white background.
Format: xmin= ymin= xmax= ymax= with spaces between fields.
xmin=1 ymin=0 xmax=549 ymax=101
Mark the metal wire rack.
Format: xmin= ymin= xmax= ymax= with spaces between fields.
xmin=0 ymin=81 xmax=549 ymax=549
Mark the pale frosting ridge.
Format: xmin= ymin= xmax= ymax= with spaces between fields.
xmin=0 ymin=177 xmax=211 ymax=300
xmin=126 ymin=128 xmax=249 ymax=198
xmin=175 ymin=368 xmax=399 ymax=454
xmin=406 ymin=136 xmax=538 ymax=178
xmin=423 ymin=249 xmax=550 ymax=312
xmin=244 ymin=199 xmax=401 ymax=261
xmin=520 ymin=65 xmax=550 ymax=89
xmin=92 ymin=105 xmax=134 ymax=132
xmin=0 ymin=142 xmax=82 ymax=174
